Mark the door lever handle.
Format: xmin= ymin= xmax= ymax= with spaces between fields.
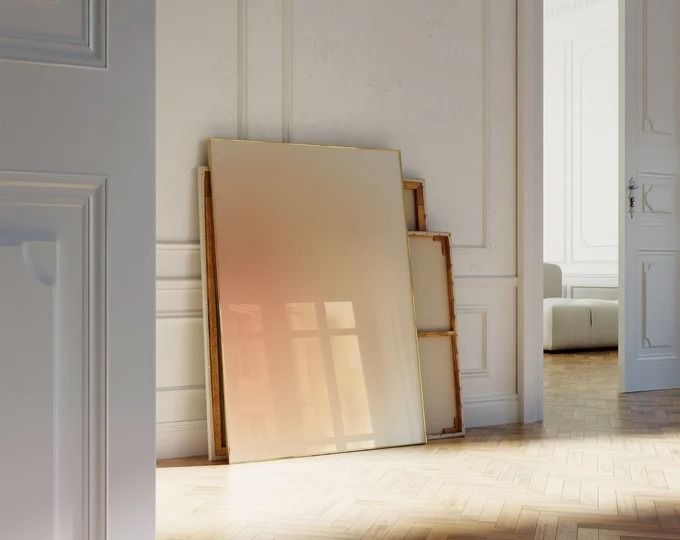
xmin=628 ymin=177 xmax=638 ymax=219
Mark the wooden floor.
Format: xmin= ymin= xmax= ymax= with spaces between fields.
xmin=157 ymin=350 xmax=680 ymax=539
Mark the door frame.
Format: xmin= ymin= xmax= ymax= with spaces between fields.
xmin=517 ymin=0 xmax=544 ymax=423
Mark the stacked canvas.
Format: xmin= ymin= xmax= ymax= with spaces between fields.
xmin=403 ymin=180 xmax=464 ymax=438
xmin=199 ymin=140 xmax=463 ymax=463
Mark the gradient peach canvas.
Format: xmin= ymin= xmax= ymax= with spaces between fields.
xmin=209 ymin=139 xmax=425 ymax=463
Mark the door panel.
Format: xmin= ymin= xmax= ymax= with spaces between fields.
xmin=622 ymin=0 xmax=680 ymax=391
xmin=0 ymin=1 xmax=155 ymax=538
xmin=0 ymin=175 xmax=106 ymax=539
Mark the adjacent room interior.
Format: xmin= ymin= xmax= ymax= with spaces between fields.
xmin=542 ymin=0 xmax=620 ymax=423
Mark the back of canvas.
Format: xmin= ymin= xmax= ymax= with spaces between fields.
xmin=209 ymin=139 xmax=425 ymax=463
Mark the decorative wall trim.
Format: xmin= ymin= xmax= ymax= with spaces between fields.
xmin=517 ymin=0 xmax=545 ymax=424
xmin=457 ymin=304 xmax=489 ymax=377
xmin=575 ymin=39 xmax=618 ymax=253
xmin=281 ymin=0 xmax=293 ymax=143
xmin=157 ymin=384 xmax=205 ymax=393
xmin=463 ymin=394 xmax=519 ymax=427
xmin=237 ymin=0 xmax=248 ymax=139
xmin=156 ymin=242 xmax=201 ymax=280
xmin=0 ymin=0 xmax=106 ymax=67
xmin=156 ymin=278 xmax=202 ymax=319
xmin=156 ymin=420 xmax=208 ymax=460
xmin=455 ymin=276 xmax=518 ymax=287
xmin=545 ymin=17 xmax=618 ymax=266
xmin=454 ymin=0 xmax=491 ymax=249
xmin=545 ymin=0 xmax=607 ymax=20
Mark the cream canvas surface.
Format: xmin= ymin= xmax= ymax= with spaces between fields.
xmin=208 ymin=139 xmax=426 ymax=463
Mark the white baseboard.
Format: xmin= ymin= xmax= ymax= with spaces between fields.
xmin=463 ymin=394 xmax=519 ymax=428
xmin=156 ymin=420 xmax=208 ymax=459
xmin=155 ymin=396 xmax=520 ymax=459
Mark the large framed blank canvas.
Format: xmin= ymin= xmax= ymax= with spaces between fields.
xmin=208 ymin=139 xmax=426 ymax=463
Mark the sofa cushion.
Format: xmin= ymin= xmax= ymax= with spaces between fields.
xmin=544 ymin=298 xmax=618 ymax=351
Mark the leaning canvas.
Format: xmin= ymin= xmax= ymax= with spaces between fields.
xmin=208 ymin=139 xmax=426 ymax=463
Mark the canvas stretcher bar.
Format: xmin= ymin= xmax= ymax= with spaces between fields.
xmin=402 ymin=178 xmax=427 ymax=231
xmin=197 ymin=166 xmax=229 ymax=461
xmin=408 ymin=231 xmax=464 ymax=437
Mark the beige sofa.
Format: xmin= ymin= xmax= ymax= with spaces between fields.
xmin=543 ymin=263 xmax=618 ymax=351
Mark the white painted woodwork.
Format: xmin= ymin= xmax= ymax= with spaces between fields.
xmin=0 ymin=0 xmax=155 ymax=537
xmin=621 ymin=0 xmax=680 ymax=392
xmin=209 ymin=139 xmax=425 ymax=463
xmin=456 ymin=278 xmax=517 ymax=427
xmin=0 ymin=0 xmax=105 ymax=66
xmin=543 ymin=0 xmax=619 ymax=286
xmin=517 ymin=0 xmax=545 ymax=424
xmin=156 ymin=0 xmax=519 ymax=456
xmin=0 ymin=177 xmax=105 ymax=540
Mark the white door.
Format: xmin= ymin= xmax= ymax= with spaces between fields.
xmin=621 ymin=0 xmax=680 ymax=392
xmin=0 ymin=1 xmax=155 ymax=539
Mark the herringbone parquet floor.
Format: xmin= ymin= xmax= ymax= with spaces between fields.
xmin=157 ymin=350 xmax=680 ymax=539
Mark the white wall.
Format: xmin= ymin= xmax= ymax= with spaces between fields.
xmin=543 ymin=0 xmax=619 ymax=297
xmin=156 ymin=0 xmax=518 ymax=458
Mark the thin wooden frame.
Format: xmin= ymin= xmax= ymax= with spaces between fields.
xmin=402 ymin=178 xmax=427 ymax=231
xmin=408 ymin=231 xmax=464 ymax=437
xmin=197 ymin=167 xmax=229 ymax=461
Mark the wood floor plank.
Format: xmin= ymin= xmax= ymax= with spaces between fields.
xmin=157 ymin=351 xmax=680 ymax=540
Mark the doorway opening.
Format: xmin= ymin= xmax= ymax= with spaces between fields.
xmin=542 ymin=0 xmax=619 ymax=414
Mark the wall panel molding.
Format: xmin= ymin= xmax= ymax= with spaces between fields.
xmin=456 ymin=304 xmax=489 ymax=377
xmin=156 ymin=1 xmax=519 ymax=456
xmin=471 ymin=0 xmax=491 ymax=250
xmin=157 ymin=420 xmax=208 ymax=460
xmin=157 ymin=242 xmax=201 ymax=280
xmin=463 ymin=394 xmax=519 ymax=428
xmin=156 ymin=242 xmax=205 ymax=458
xmin=456 ymin=278 xmax=517 ymax=406
xmin=156 ymin=279 xmax=202 ymax=319
xmin=281 ymin=0 xmax=293 ymax=143
xmin=544 ymin=0 xmax=618 ymax=271
xmin=237 ymin=0 xmax=248 ymax=139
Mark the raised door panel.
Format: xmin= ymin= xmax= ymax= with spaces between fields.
xmin=639 ymin=0 xmax=676 ymax=144
xmin=0 ymin=0 xmax=105 ymax=66
xmin=0 ymin=173 xmax=105 ymax=540
xmin=639 ymin=252 xmax=680 ymax=360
